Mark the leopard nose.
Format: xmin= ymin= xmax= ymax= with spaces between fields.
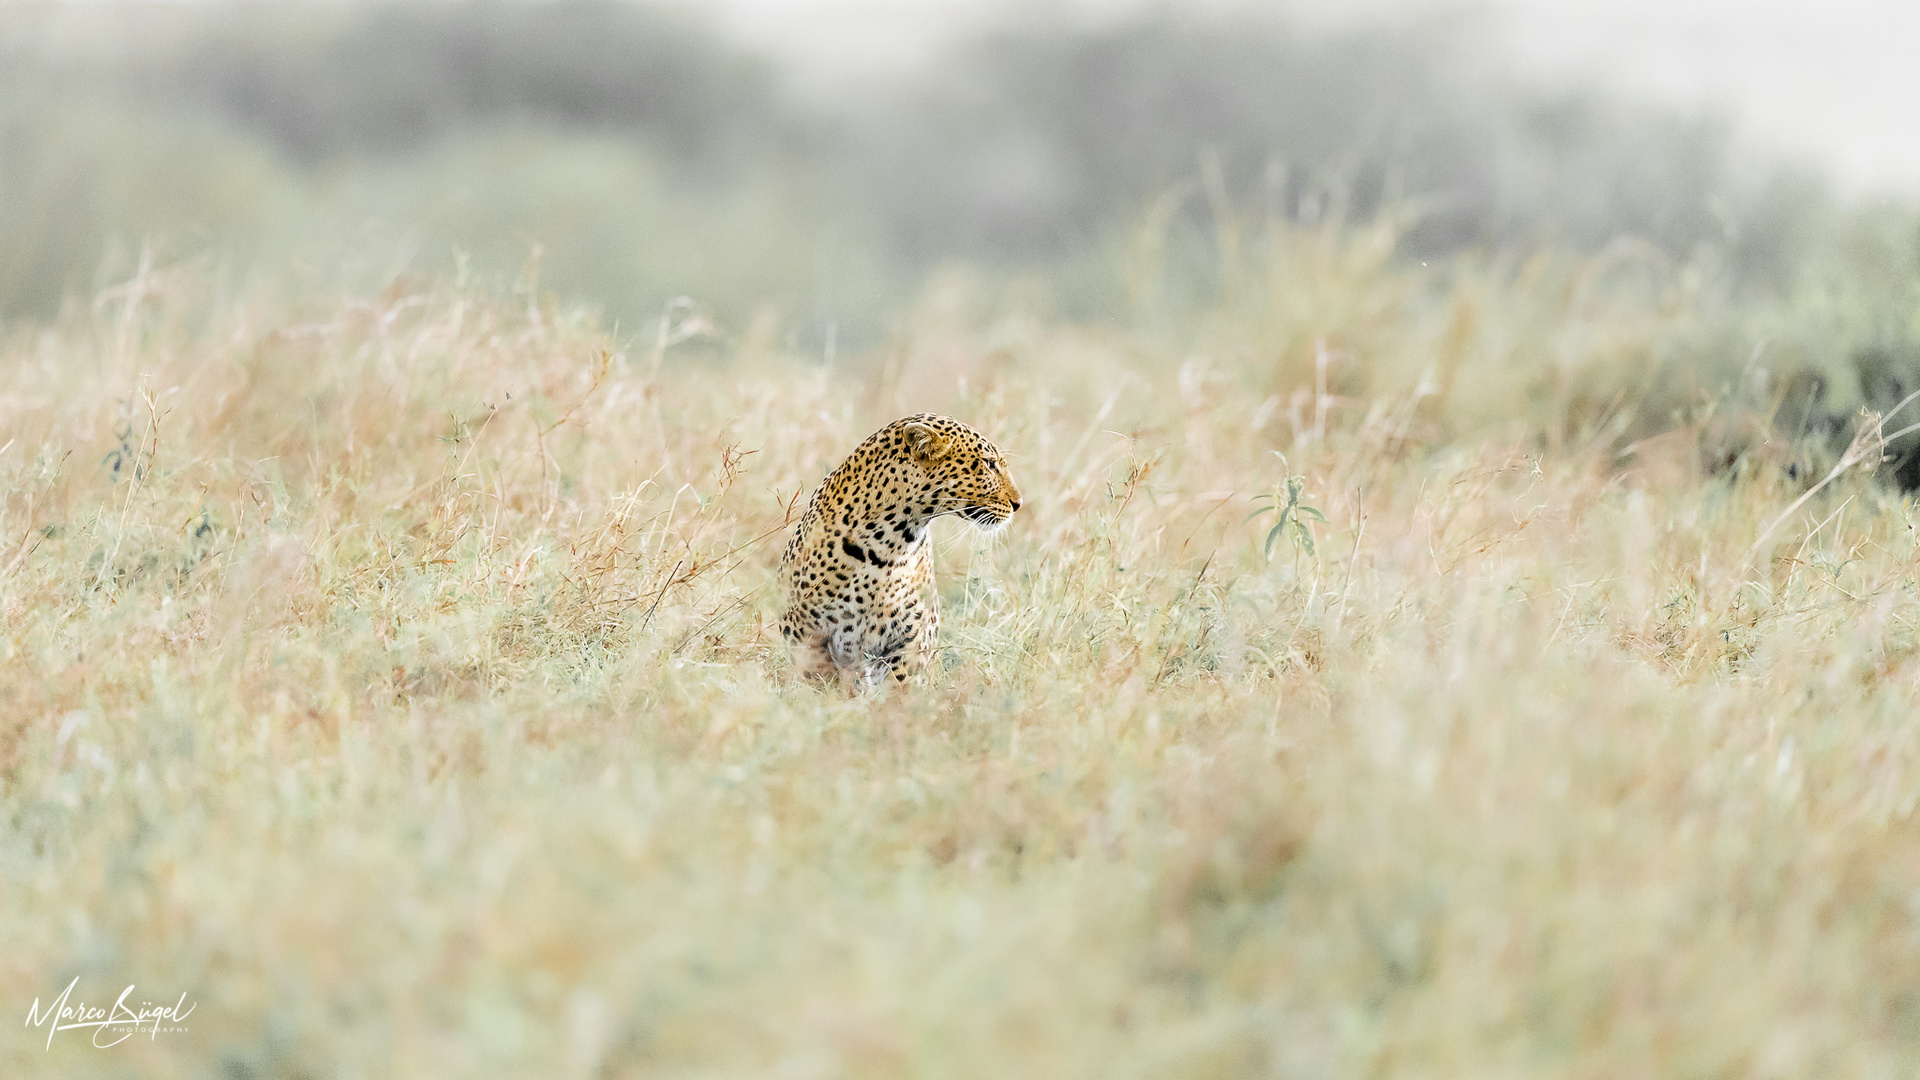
xmin=1010 ymin=499 xmax=1022 ymax=512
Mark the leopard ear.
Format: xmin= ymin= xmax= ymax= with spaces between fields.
xmin=903 ymin=421 xmax=951 ymax=466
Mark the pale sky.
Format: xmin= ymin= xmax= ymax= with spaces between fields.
xmin=712 ymin=0 xmax=1920 ymax=194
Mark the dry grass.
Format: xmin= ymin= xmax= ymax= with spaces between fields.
xmin=5 ymin=237 xmax=1920 ymax=1078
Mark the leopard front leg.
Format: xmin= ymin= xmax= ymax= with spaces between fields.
xmin=883 ymin=602 xmax=940 ymax=685
xmin=779 ymin=601 xmax=841 ymax=686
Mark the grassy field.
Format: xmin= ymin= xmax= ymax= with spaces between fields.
xmin=6 ymin=223 xmax=1920 ymax=1077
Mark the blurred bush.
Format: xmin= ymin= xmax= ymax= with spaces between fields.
xmin=0 ymin=0 xmax=1911 ymax=351
xmin=167 ymin=0 xmax=791 ymax=169
xmin=0 ymin=66 xmax=285 ymax=316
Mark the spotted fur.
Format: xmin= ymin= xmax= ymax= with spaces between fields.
xmin=779 ymin=414 xmax=1022 ymax=689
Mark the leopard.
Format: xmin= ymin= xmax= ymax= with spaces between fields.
xmin=779 ymin=413 xmax=1022 ymax=689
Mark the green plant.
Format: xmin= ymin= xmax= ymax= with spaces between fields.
xmin=1249 ymin=454 xmax=1326 ymax=559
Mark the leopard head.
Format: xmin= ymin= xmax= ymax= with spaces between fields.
xmin=897 ymin=415 xmax=1022 ymax=529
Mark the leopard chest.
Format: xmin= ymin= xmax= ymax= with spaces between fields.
xmin=788 ymin=523 xmax=932 ymax=625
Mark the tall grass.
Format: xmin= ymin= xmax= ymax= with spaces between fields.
xmin=5 ymin=231 xmax=1920 ymax=1077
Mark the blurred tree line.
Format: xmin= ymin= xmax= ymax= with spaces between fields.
xmin=0 ymin=0 xmax=1892 ymax=336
